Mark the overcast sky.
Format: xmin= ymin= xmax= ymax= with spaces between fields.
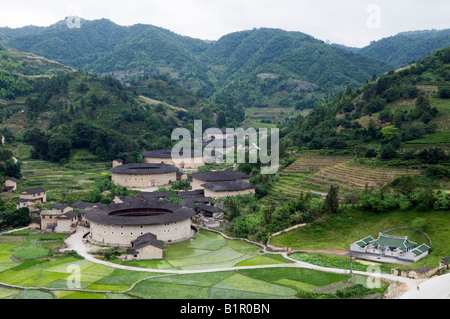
xmin=1 ymin=0 xmax=449 ymax=47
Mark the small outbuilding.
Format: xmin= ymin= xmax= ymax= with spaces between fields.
xmin=4 ymin=177 xmax=19 ymax=192
xmin=124 ymin=233 xmax=164 ymax=261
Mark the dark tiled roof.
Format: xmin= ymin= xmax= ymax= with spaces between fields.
xmin=196 ymin=204 xmax=224 ymax=213
xmin=191 ymin=168 xmax=250 ymax=182
xmin=143 ymin=149 xmax=201 ymax=159
xmin=201 ymin=180 xmax=255 ymax=192
xmin=57 ymin=211 xmax=78 ymax=220
xmin=52 ymin=203 xmax=69 ymax=210
xmin=177 ymin=190 xmax=206 ymax=198
xmin=110 ymin=163 xmax=179 ymax=175
xmin=72 ymin=201 xmax=97 ymax=210
xmin=84 ymin=199 xmax=195 ymax=226
xmin=131 ymin=232 xmax=164 ymax=250
xmin=21 ymin=187 xmax=46 ymax=194
xmin=7 ymin=177 xmax=19 ymax=182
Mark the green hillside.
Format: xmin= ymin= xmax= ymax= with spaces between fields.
xmin=203 ymin=28 xmax=392 ymax=109
xmin=0 ymin=46 xmax=241 ymax=167
xmin=2 ymin=19 xmax=392 ymax=109
xmin=357 ymin=29 xmax=450 ymax=67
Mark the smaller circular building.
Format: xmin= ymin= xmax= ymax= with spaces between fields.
xmin=85 ymin=200 xmax=196 ymax=246
xmin=110 ymin=163 xmax=179 ymax=189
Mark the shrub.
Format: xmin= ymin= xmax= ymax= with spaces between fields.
xmin=411 ymin=218 xmax=427 ymax=232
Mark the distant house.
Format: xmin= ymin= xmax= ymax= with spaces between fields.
xmin=193 ymin=204 xmax=224 ymax=228
xmin=51 ymin=203 xmax=73 ymax=214
xmin=124 ymin=233 xmax=164 ymax=261
xmin=55 ymin=211 xmax=78 ymax=233
xmin=350 ymin=233 xmax=431 ymax=263
xmin=40 ymin=210 xmax=60 ymax=233
xmin=29 ymin=218 xmax=41 ymax=231
xmin=112 ymin=159 xmax=123 ymax=168
xmin=4 ymin=177 xmax=19 ymax=192
xmin=201 ymin=180 xmax=256 ymax=199
xmin=17 ymin=187 xmax=47 ymax=209
xmin=72 ymin=201 xmax=99 ymax=226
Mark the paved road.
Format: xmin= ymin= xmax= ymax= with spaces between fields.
xmin=400 ymin=273 xmax=450 ymax=299
xmin=64 ymin=227 xmax=447 ymax=299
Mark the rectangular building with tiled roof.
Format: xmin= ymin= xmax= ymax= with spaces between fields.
xmin=350 ymin=233 xmax=430 ymax=263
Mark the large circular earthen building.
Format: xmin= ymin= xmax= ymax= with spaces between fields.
xmin=84 ymin=200 xmax=196 ymax=247
xmin=110 ymin=163 xmax=179 ymax=189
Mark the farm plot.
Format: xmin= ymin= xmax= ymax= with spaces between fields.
xmin=119 ymin=231 xmax=262 ymax=271
xmin=266 ymin=155 xmax=353 ymax=203
xmin=303 ymin=162 xmax=419 ymax=192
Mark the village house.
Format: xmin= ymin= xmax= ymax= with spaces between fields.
xmin=40 ymin=210 xmax=60 ymax=233
xmin=112 ymin=159 xmax=123 ymax=168
xmin=51 ymin=203 xmax=73 ymax=214
xmin=124 ymin=233 xmax=164 ymax=261
xmin=4 ymin=177 xmax=19 ymax=192
xmin=350 ymin=233 xmax=431 ymax=263
xmin=16 ymin=187 xmax=47 ymax=210
xmin=29 ymin=218 xmax=41 ymax=231
xmin=193 ymin=204 xmax=224 ymax=228
xmin=55 ymin=211 xmax=78 ymax=233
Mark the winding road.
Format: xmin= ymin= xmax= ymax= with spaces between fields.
xmin=62 ymin=227 xmax=450 ymax=299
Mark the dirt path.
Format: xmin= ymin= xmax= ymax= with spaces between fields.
xmin=62 ymin=227 xmax=430 ymax=298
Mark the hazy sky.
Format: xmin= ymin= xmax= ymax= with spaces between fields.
xmin=1 ymin=0 xmax=449 ymax=47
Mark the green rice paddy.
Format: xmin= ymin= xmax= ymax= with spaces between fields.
xmin=0 ymin=230 xmax=380 ymax=299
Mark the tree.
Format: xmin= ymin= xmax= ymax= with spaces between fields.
xmin=48 ymin=133 xmax=72 ymax=163
xmin=4 ymin=159 xmax=22 ymax=179
xmin=411 ymin=218 xmax=426 ymax=232
xmin=381 ymin=126 xmax=399 ymax=142
xmin=216 ymin=110 xmax=227 ymax=128
xmin=0 ymin=207 xmax=31 ymax=229
xmin=323 ymin=185 xmax=339 ymax=214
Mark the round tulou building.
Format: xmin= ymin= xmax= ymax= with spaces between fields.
xmin=84 ymin=199 xmax=196 ymax=247
xmin=110 ymin=163 xmax=179 ymax=189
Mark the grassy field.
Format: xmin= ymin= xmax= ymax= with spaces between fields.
xmin=4 ymin=145 xmax=111 ymax=205
xmin=243 ymin=107 xmax=311 ymax=129
xmin=0 ymin=230 xmax=387 ymax=299
xmin=270 ymin=208 xmax=449 ymax=270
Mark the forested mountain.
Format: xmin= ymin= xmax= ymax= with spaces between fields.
xmin=203 ymin=28 xmax=392 ymax=108
xmin=2 ymin=18 xmax=393 ymax=109
xmin=282 ymin=47 xmax=450 ymax=164
xmin=0 ymin=45 xmax=243 ymax=165
xmin=351 ymin=29 xmax=450 ymax=67
xmin=2 ymin=19 xmax=216 ymax=93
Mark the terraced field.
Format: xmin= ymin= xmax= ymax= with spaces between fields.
xmin=266 ymin=155 xmax=419 ymax=204
xmin=304 ymin=162 xmax=418 ymax=192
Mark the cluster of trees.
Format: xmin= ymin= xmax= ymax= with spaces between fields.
xmin=359 ymin=187 xmax=449 ymax=213
xmin=0 ymin=69 xmax=32 ymax=99
xmin=23 ymin=123 xmax=138 ymax=163
xmin=283 ymin=47 xmax=450 ymax=159
xmin=0 ymin=147 xmax=21 ymax=180
xmin=0 ymin=207 xmax=31 ymax=230
xmin=223 ymin=185 xmax=340 ymax=242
